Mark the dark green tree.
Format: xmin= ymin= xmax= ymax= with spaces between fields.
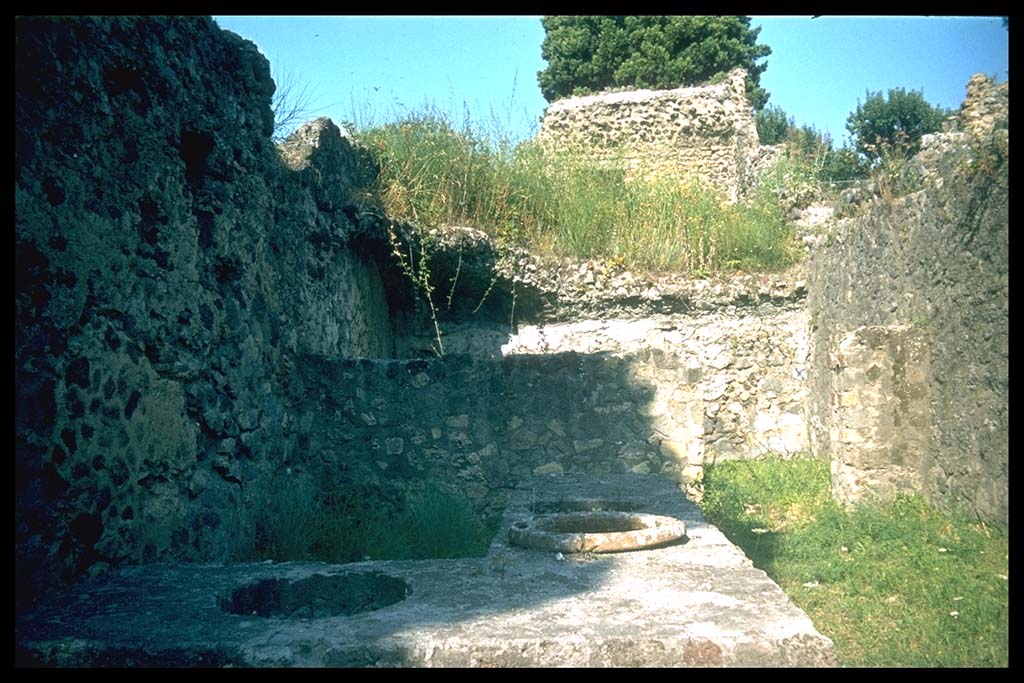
xmin=538 ymin=16 xmax=772 ymax=109
xmin=846 ymin=88 xmax=949 ymax=162
xmin=755 ymin=104 xmax=791 ymax=144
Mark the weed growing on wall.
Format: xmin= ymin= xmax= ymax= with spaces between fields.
xmin=270 ymin=65 xmax=317 ymax=142
xmin=387 ymin=223 xmax=445 ymax=356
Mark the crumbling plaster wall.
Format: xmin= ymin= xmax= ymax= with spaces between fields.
xmin=536 ymin=68 xmax=760 ymax=202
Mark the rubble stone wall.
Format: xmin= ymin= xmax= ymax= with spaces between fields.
xmin=292 ymin=303 xmax=810 ymax=520
xmin=807 ymin=75 xmax=1008 ymax=523
xmin=16 ymin=15 xmax=1007 ymax=614
xmin=14 ymin=17 xmax=410 ymax=605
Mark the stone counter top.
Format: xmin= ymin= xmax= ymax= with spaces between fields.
xmin=17 ymin=474 xmax=834 ymax=668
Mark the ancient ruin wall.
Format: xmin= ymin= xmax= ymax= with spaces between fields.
xmin=536 ymin=68 xmax=760 ymax=202
xmin=18 ymin=16 xmax=804 ymax=606
xmin=20 ymin=18 xmax=800 ymax=603
xmin=14 ymin=17 xmax=411 ymax=605
xmin=807 ymin=75 xmax=1008 ymax=523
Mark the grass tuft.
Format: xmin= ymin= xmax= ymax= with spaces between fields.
xmin=370 ymin=486 xmax=496 ymax=560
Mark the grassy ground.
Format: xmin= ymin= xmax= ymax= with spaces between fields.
xmin=351 ymin=109 xmax=800 ymax=275
xmin=700 ymin=457 xmax=1009 ymax=667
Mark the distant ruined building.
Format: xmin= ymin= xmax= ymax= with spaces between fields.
xmin=537 ymin=68 xmax=761 ymax=202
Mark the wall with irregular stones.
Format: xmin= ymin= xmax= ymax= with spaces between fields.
xmin=503 ymin=306 xmax=810 ymax=464
xmin=22 ymin=15 xmax=1005 ymax=616
xmin=21 ymin=16 xmax=803 ymax=607
xmin=290 ymin=275 xmax=811 ymax=519
xmin=292 ymin=307 xmax=809 ymax=518
xmin=537 ymin=68 xmax=760 ymax=202
xmin=14 ymin=17 xmax=418 ymax=606
xmin=807 ymin=74 xmax=1008 ymax=523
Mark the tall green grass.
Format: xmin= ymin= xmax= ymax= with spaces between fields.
xmin=353 ymin=108 xmax=799 ymax=275
xmin=701 ymin=457 xmax=1009 ymax=667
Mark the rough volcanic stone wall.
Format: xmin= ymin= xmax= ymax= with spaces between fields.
xmin=537 ymin=68 xmax=760 ymax=202
xmin=292 ymin=350 xmax=701 ymax=513
xmin=14 ymin=17 xmax=407 ymax=605
xmin=807 ymin=75 xmax=1008 ymax=523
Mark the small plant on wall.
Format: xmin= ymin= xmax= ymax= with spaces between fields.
xmin=387 ymin=223 xmax=445 ymax=356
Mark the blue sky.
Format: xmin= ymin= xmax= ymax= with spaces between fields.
xmin=214 ymin=16 xmax=1008 ymax=147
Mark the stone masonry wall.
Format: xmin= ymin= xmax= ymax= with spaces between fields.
xmin=14 ymin=17 xmax=416 ymax=606
xmin=807 ymin=74 xmax=1008 ymax=523
xmin=16 ymin=17 xmax=804 ymax=609
xmin=827 ymin=325 xmax=931 ymax=508
xmin=292 ymin=307 xmax=809 ymax=521
xmin=503 ymin=306 xmax=810 ymax=464
xmin=537 ymin=68 xmax=760 ymax=202
xmin=26 ymin=15 xmax=1005 ymax=615
xmin=290 ymin=286 xmax=811 ymax=522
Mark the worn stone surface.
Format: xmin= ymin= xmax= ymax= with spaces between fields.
xmin=537 ymin=68 xmax=760 ymax=202
xmin=807 ymin=74 xmax=1008 ymax=522
xmin=16 ymin=475 xmax=835 ymax=667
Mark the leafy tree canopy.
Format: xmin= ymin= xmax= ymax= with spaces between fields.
xmin=846 ymin=88 xmax=950 ymax=162
xmin=756 ymin=104 xmax=790 ymax=144
xmin=538 ymin=16 xmax=772 ymax=109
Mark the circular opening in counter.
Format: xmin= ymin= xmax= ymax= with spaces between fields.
xmin=219 ymin=572 xmax=410 ymax=618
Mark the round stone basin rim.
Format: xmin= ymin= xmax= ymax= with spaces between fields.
xmin=508 ymin=511 xmax=687 ymax=553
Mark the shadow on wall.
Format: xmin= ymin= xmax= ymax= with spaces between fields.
xmin=286 ymin=350 xmax=703 ymax=519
